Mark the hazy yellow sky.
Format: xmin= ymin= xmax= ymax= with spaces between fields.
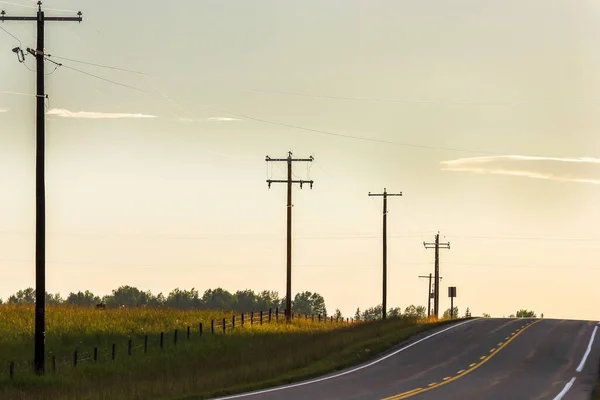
xmin=1 ymin=0 xmax=599 ymax=320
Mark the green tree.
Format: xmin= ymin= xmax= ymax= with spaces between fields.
xmin=201 ymin=288 xmax=235 ymax=310
xmin=256 ymin=290 xmax=281 ymax=311
xmin=103 ymin=285 xmax=154 ymax=307
xmin=8 ymin=287 xmax=36 ymax=304
xmin=516 ymin=309 xmax=536 ymax=318
xmin=234 ymin=289 xmax=258 ymax=312
xmin=388 ymin=307 xmax=402 ymax=317
xmin=362 ymin=305 xmax=383 ymax=321
xmin=354 ymin=307 xmax=361 ymax=321
xmin=45 ymin=292 xmax=63 ymax=305
xmin=333 ymin=308 xmax=342 ymax=320
xmin=166 ymin=288 xmax=200 ymax=309
xmin=464 ymin=307 xmax=471 ymax=318
xmin=65 ymin=290 xmax=101 ymax=306
xmin=443 ymin=306 xmax=459 ymax=319
xmin=292 ymin=291 xmax=327 ymax=316
xmin=482 ymin=313 xmax=491 ymax=318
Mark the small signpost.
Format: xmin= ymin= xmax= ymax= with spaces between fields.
xmin=448 ymin=287 xmax=457 ymax=319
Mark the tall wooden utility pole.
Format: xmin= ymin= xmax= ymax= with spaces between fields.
xmin=368 ymin=188 xmax=402 ymax=319
xmin=266 ymin=152 xmax=314 ymax=322
xmin=1 ymin=2 xmax=83 ymax=375
xmin=424 ymin=233 xmax=450 ymax=319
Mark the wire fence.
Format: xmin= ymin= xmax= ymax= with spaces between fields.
xmin=2 ymin=308 xmax=355 ymax=380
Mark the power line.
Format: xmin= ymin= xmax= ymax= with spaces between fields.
xmin=47 ymin=54 xmax=153 ymax=76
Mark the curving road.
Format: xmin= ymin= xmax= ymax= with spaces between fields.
xmin=213 ymin=318 xmax=600 ymax=400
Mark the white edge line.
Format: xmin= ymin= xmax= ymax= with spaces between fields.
xmin=552 ymin=377 xmax=576 ymax=400
xmin=212 ymin=319 xmax=479 ymax=399
xmin=576 ymin=325 xmax=598 ymax=372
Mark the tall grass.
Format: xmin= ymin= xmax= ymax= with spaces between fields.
xmin=0 ymin=304 xmax=452 ymax=400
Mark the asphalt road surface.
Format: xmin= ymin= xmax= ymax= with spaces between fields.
xmin=213 ymin=318 xmax=600 ymax=400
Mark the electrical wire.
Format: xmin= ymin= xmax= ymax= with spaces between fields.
xmin=0 ymin=24 xmax=22 ymax=47
xmin=0 ymin=0 xmax=78 ymax=12
xmin=47 ymin=55 xmax=153 ymax=76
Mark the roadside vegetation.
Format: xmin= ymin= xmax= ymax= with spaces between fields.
xmin=0 ymin=303 xmax=459 ymax=400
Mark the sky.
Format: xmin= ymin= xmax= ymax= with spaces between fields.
xmin=1 ymin=0 xmax=599 ymax=320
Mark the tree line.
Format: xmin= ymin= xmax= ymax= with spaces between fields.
xmin=0 ymin=286 xmax=329 ymax=315
xmin=0 ymin=286 xmax=446 ymax=321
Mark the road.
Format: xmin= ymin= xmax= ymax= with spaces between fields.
xmin=213 ymin=318 xmax=600 ymax=400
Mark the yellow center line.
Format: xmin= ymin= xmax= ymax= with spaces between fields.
xmin=489 ymin=348 xmax=496 ymax=353
xmin=385 ymin=388 xmax=423 ymax=398
xmin=505 ymin=337 xmax=510 ymax=340
xmin=480 ymin=356 xmax=487 ymax=360
xmin=457 ymin=369 xmax=465 ymax=374
xmin=497 ymin=342 xmax=504 ymax=346
xmin=381 ymin=319 xmax=542 ymax=400
xmin=443 ymin=377 xmax=451 ymax=381
xmin=469 ymin=363 xmax=476 ymax=367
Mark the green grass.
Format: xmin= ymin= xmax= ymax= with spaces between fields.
xmin=0 ymin=305 xmax=460 ymax=400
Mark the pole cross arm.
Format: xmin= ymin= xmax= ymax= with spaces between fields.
xmin=265 ymin=157 xmax=314 ymax=162
xmin=267 ymin=179 xmax=314 ymax=189
xmin=1 ymin=11 xmax=82 ymax=23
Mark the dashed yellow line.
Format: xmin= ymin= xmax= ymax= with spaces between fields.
xmin=497 ymin=342 xmax=504 ymax=346
xmin=442 ymin=377 xmax=451 ymax=381
xmin=381 ymin=319 xmax=542 ymax=400
xmin=489 ymin=348 xmax=496 ymax=353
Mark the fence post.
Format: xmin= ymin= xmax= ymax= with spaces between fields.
xmin=222 ymin=318 xmax=226 ymax=334
xmin=251 ymin=311 xmax=254 ymax=326
xmin=269 ymin=308 xmax=272 ymax=323
xmin=160 ymin=332 xmax=164 ymax=350
xmin=330 ymin=316 xmax=333 ymax=323
xmin=128 ymin=339 xmax=132 ymax=356
xmin=52 ymin=355 xmax=56 ymax=373
xmin=144 ymin=335 xmax=148 ymax=354
xmin=312 ymin=314 xmax=314 ymax=322
xmin=9 ymin=361 xmax=14 ymax=380
xmin=318 ymin=314 xmax=321 ymax=322
xmin=211 ymin=320 xmax=214 ymax=334
xmin=276 ymin=307 xmax=279 ymax=321
xmin=112 ymin=343 xmax=116 ymax=360
xmin=94 ymin=347 xmax=98 ymax=362
xmin=187 ymin=326 xmax=190 ymax=340
xmin=73 ymin=350 xmax=78 ymax=367
xmin=199 ymin=322 xmax=203 ymax=336
xmin=241 ymin=313 xmax=245 ymax=327
xmin=260 ymin=310 xmax=263 ymax=325
xmin=336 ymin=316 xmax=339 ymax=323
xmin=232 ymin=315 xmax=235 ymax=330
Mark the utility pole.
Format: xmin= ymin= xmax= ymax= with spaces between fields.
xmin=418 ymin=273 xmax=442 ymax=318
xmin=1 ymin=2 xmax=83 ymax=375
xmin=423 ymin=233 xmax=450 ymax=319
xmin=368 ymin=188 xmax=402 ymax=319
xmin=266 ymin=152 xmax=314 ymax=322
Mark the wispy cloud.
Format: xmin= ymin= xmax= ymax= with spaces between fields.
xmin=441 ymin=155 xmax=600 ymax=184
xmin=177 ymin=117 xmax=240 ymax=122
xmin=47 ymin=109 xmax=157 ymax=119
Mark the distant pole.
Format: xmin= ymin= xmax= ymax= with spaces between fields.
xmin=1 ymin=2 xmax=83 ymax=375
xmin=369 ymin=188 xmax=402 ymax=319
xmin=266 ymin=152 xmax=314 ymax=322
xmin=423 ymin=233 xmax=450 ymax=318
xmin=419 ymin=273 xmax=443 ymax=318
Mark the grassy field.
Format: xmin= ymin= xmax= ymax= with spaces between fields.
xmin=0 ymin=305 xmax=454 ymax=400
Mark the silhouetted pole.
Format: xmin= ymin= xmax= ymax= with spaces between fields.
xmin=423 ymin=233 xmax=450 ymax=318
xmin=368 ymin=188 xmax=402 ymax=319
xmin=419 ymin=273 xmax=443 ymax=317
xmin=1 ymin=2 xmax=83 ymax=375
xmin=266 ymin=152 xmax=314 ymax=321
